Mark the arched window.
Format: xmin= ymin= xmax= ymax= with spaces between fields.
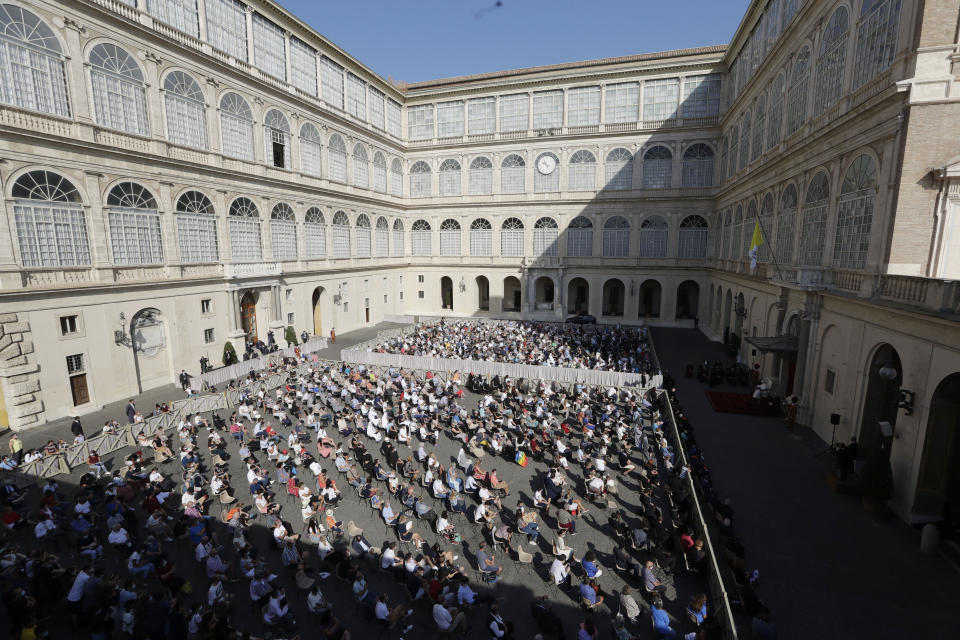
xmin=678 ymin=215 xmax=708 ymax=258
xmin=603 ymin=216 xmax=630 ymax=257
xmin=730 ymin=206 xmax=743 ymax=259
xmin=327 ymin=133 xmax=347 ymax=183
xmin=470 ymin=218 xmax=492 ymax=256
xmin=852 ymin=0 xmax=902 ymax=89
xmin=814 ymin=7 xmax=850 ymax=116
xmin=751 ymin=95 xmax=766 ymax=162
xmin=163 ymin=71 xmax=206 ymax=149
xmin=604 ymin=148 xmax=633 ymax=190
xmin=833 ymin=155 xmax=877 ymax=269
xmin=355 ymin=213 xmax=371 ymax=258
xmin=264 ymin=109 xmax=290 ymax=169
xmin=500 ymin=217 xmax=524 ymax=257
xmin=299 ymin=123 xmax=322 ymax=177
xmin=568 ymin=150 xmax=596 ymax=191
xmin=391 ymin=219 xmax=404 ymax=257
xmin=0 ymin=5 xmax=70 ymax=117
xmin=469 ymin=156 xmax=493 ymax=195
xmin=372 ymin=152 xmax=387 ymax=192
xmin=269 ymin=202 xmax=296 ymax=261
xmin=439 ymin=159 xmax=462 ymax=196
xmin=375 ymin=216 xmax=389 ymax=257
xmin=776 ymin=183 xmax=799 ymax=263
xmin=228 ymin=197 xmax=262 ymax=261
xmin=786 ymin=46 xmax=811 ymax=136
xmin=643 ymin=146 xmax=672 ymax=188
xmin=534 ymin=153 xmax=559 ymax=193
xmin=352 ymin=143 xmax=369 ymax=188
xmin=89 ymin=43 xmax=149 ymax=136
xmin=682 ymin=144 xmax=714 ymax=187
xmin=440 ymin=218 xmax=461 ymax=256
xmin=739 ymin=111 xmax=751 ymax=169
xmin=331 ymin=210 xmax=350 ymax=259
xmin=501 ymin=154 xmax=526 ymax=194
xmin=728 ymin=124 xmax=739 ymax=177
xmin=390 ymin=158 xmax=403 ymax=196
xmin=767 ymin=74 xmax=785 ymax=149
xmin=176 ymin=190 xmax=218 ymax=263
xmin=567 ymin=216 xmax=593 ymax=257
xmin=758 ymin=193 xmax=774 ymax=262
xmin=798 ymin=172 xmax=831 ymax=265
xmin=304 ymin=207 xmax=326 ymax=258
xmin=107 ymin=182 xmax=162 ymax=265
xmin=639 ymin=215 xmax=668 ymax=258
xmin=11 ymin=171 xmax=88 ymax=267
xmin=411 ymin=219 xmax=432 ymax=256
xmin=409 ymin=161 xmax=431 ymax=198
xmin=219 ymin=92 xmax=254 ymax=161
xmin=743 ymin=200 xmax=759 ymax=260
xmin=533 ymin=217 xmax=559 ymax=257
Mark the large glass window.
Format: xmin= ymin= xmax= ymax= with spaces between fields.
xmin=467 ymin=97 xmax=495 ymax=135
xmin=289 ymin=37 xmax=317 ymax=96
xmin=352 ymin=143 xmax=369 ymax=188
xmin=346 ymin=73 xmax=366 ymax=120
xmin=410 ymin=161 xmax=431 ymax=198
xmin=603 ymin=216 xmax=630 ymax=257
xmin=643 ymin=78 xmax=679 ymax=121
xmin=205 ymin=0 xmax=247 ymax=62
xmin=12 ymin=171 xmax=89 ymax=267
xmin=678 ymin=215 xmax=708 ymax=258
xmin=643 ymin=146 xmax=673 ymax=189
xmin=354 ymin=214 xmax=371 ymax=258
xmin=331 ymin=211 xmax=350 ymax=259
xmin=751 ymin=96 xmax=766 ymax=162
xmin=89 ymin=43 xmax=149 ymax=136
xmin=304 ymin=207 xmax=326 ymax=258
xmin=533 ymin=153 xmax=559 ymax=193
xmin=469 ymin=157 xmax=493 ymax=195
xmin=604 ymin=82 xmax=638 ymax=124
xmin=469 ymin=218 xmax=492 ymax=256
xmin=408 ymin=104 xmax=434 ymax=140
xmin=833 ymin=155 xmax=877 ymax=269
xmin=270 ymin=202 xmax=296 ymax=261
xmin=767 ymin=74 xmax=785 ymax=149
xmin=639 ymin=215 xmax=668 ymax=258
xmin=533 ymin=217 xmax=559 ymax=257
xmin=369 ymin=87 xmax=385 ymax=130
xmin=163 ymin=71 xmax=206 ymax=149
xmin=499 ymin=93 xmax=528 ymax=132
xmin=566 ymin=216 xmax=593 ymax=257
xmin=386 ymin=100 xmax=402 ymax=137
xmin=373 ymin=152 xmax=387 ymax=192
xmin=567 ymin=86 xmax=600 ymax=127
xmin=219 ymin=92 xmax=254 ymax=161
xmin=228 ymin=197 xmax=262 ymax=262
xmin=411 ymin=219 xmax=432 ymax=256
xmin=0 ymin=4 xmax=70 ymax=117
xmin=439 ymin=159 xmax=461 ymax=196
xmin=814 ymin=7 xmax=850 ymax=116
xmin=604 ymin=148 xmax=633 ymax=190
xmin=327 ymin=133 xmax=347 ymax=183
xmin=390 ymin=159 xmax=403 ymax=196
xmin=682 ymin=144 xmax=714 ymax=187
xmin=568 ymin=150 xmax=596 ymax=191
xmin=852 ymin=0 xmax=902 ymax=90
xmin=681 ymin=74 xmax=721 ymax=119
xmin=532 ymin=90 xmax=562 ymax=129
xmin=501 ymin=154 xmax=526 ymax=194
xmin=107 ymin=182 xmax=163 ymax=265
xmin=739 ymin=111 xmax=752 ymax=169
xmin=252 ymin=13 xmax=285 ymax=80
xmin=437 ymin=100 xmax=465 ymax=138
xmin=299 ymin=123 xmax=322 ymax=177
xmin=440 ymin=219 xmax=461 ymax=257
xmin=798 ymin=172 xmax=831 ymax=265
xmin=391 ymin=219 xmax=404 ymax=257
xmin=176 ymin=190 xmax=218 ymax=263
xmin=500 ymin=218 xmax=524 ymax=257
xmin=319 ymin=56 xmax=344 ymax=109
xmin=264 ymin=108 xmax=291 ymax=169
xmin=730 ymin=207 xmax=742 ymax=260
xmin=776 ymin=183 xmax=798 ymax=263
xmin=786 ymin=46 xmax=811 ymax=136
xmin=147 ymin=0 xmax=200 ymax=37
xmin=375 ymin=216 xmax=389 ymax=257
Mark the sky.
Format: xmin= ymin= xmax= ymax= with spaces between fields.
xmin=279 ymin=0 xmax=751 ymax=85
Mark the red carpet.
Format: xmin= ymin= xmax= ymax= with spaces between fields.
xmin=705 ymin=391 xmax=774 ymax=416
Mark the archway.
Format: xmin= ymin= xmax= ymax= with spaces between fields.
xmin=476 ymin=276 xmax=489 ymax=311
xmin=534 ymin=276 xmax=555 ymax=310
xmin=312 ymin=287 xmax=326 ymax=335
xmin=503 ymin=276 xmax=521 ymax=312
xmin=130 ymin=307 xmax=167 ymax=395
xmin=441 ymin=276 xmax=453 ymax=310
xmin=676 ymin=280 xmax=700 ymax=320
xmin=638 ymin=279 xmax=661 ymax=318
xmin=240 ymin=290 xmax=258 ymax=340
xmin=707 ymin=285 xmax=715 ymax=329
xmin=602 ymin=278 xmax=625 ymax=317
xmin=859 ymin=344 xmax=902 ymax=461
xmin=915 ymin=373 xmax=960 ymax=532
xmin=567 ymin=277 xmax=589 ymax=316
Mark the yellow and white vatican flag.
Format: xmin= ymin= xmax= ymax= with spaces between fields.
xmin=748 ymin=220 xmax=764 ymax=274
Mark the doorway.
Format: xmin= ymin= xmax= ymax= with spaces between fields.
xmin=240 ymin=291 xmax=258 ymax=340
xmin=441 ymin=277 xmax=453 ymax=310
xmin=602 ymin=279 xmax=625 ymax=317
xmin=567 ymin=277 xmax=589 ymax=315
xmin=476 ymin=276 xmax=490 ymax=311
xmin=70 ymin=374 xmax=89 ymax=406
xmin=915 ymin=373 xmax=960 ymax=534
xmin=503 ymin=276 xmax=521 ymax=312
xmin=312 ymin=287 xmax=325 ymax=336
xmin=365 ymin=297 xmax=370 ymax=323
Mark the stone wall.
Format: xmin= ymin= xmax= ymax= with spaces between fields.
xmin=0 ymin=314 xmax=43 ymax=429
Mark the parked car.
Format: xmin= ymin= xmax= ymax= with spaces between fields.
xmin=565 ymin=314 xmax=597 ymax=324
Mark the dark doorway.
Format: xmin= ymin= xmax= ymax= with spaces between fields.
xmin=915 ymin=373 xmax=960 ymax=534
xmin=441 ymin=277 xmax=453 ymax=310
xmin=240 ymin=291 xmax=258 ymax=340
xmin=476 ymin=276 xmax=490 ymax=310
xmin=70 ymin=374 xmax=89 ymax=406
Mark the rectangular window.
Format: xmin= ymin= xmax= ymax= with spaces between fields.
xmin=177 ymin=213 xmax=219 ymax=263
xmin=147 ymin=0 xmax=200 ymax=38
xmin=285 ymin=289 xmax=293 ymax=302
xmin=383 ymin=294 xmax=388 ymax=303
xmin=14 ymin=203 xmax=91 ymax=267
xmin=499 ymin=93 xmax=529 ymax=132
xmin=108 ymin=210 xmax=164 ymax=265
xmin=468 ymin=97 xmax=495 ymax=135
xmin=66 ymin=353 xmax=84 ymax=375
xmin=386 ymin=100 xmax=402 ymax=137
xmin=643 ymin=78 xmax=680 ymax=121
xmin=205 ymin=0 xmax=247 ymax=62
xmin=252 ymin=12 xmax=286 ymax=80
xmin=204 ymin=328 xmax=215 ymax=344
xmin=289 ymin=37 xmax=317 ymax=96
xmin=532 ymin=90 xmax=563 ymax=129
xmin=60 ymin=315 xmax=78 ymax=335
xmin=418 ymin=290 xmax=424 ymax=299
xmin=201 ymin=299 xmax=211 ymax=314
xmin=319 ymin=56 xmax=344 ymax=109
xmin=824 ymin=368 xmax=836 ymax=394
xmin=418 ymin=275 xmax=424 ymax=283
xmin=682 ymin=74 xmax=721 ymax=119
xmin=408 ymin=104 xmax=434 ymax=140
xmin=567 ymin=86 xmax=600 ymax=126
xmin=287 ymin=312 xmax=295 ymax=325
xmin=346 ymin=73 xmax=367 ymax=120
xmin=343 ymin=301 xmax=348 ymax=313
xmin=399 ymin=291 xmax=404 ymax=301
xmin=436 ymin=100 xmax=465 ymax=138
xmin=369 ymin=87 xmax=386 ymax=130
xmin=604 ymin=82 xmax=639 ymax=124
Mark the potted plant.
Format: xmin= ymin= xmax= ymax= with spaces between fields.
xmin=285 ymin=326 xmax=297 ymax=346
xmin=857 ymin=446 xmax=893 ymax=511
xmin=222 ymin=341 xmax=237 ymax=366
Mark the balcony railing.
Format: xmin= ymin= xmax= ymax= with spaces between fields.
xmin=224 ymin=262 xmax=283 ymax=278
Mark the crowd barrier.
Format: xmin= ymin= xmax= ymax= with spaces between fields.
xmin=199 ymin=337 xmax=328 ymax=388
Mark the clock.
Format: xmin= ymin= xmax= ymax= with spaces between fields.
xmin=537 ymin=154 xmax=557 ymax=175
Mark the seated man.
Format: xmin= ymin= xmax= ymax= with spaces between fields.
xmin=474 ymin=541 xmax=502 ymax=581
xmin=642 ymin=560 xmax=668 ymax=597
xmin=579 ymin=579 xmax=612 ymax=616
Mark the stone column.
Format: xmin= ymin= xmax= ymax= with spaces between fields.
xmin=229 ymin=290 xmax=240 ymax=332
xmin=244 ymin=7 xmax=255 ymax=64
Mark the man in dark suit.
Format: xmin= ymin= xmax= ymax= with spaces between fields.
xmin=70 ymin=416 xmax=84 ymax=438
xmin=126 ymin=400 xmax=136 ymax=424
xmin=179 ymin=369 xmax=190 ymax=391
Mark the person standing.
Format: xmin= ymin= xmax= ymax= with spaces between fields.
xmin=8 ymin=434 xmax=23 ymax=465
xmin=330 ymin=328 xmax=336 ymax=344
xmin=126 ymin=400 xmax=136 ymax=424
xmin=70 ymin=416 xmax=84 ymax=439
xmin=784 ymin=396 xmax=798 ymax=431
xmin=179 ymin=370 xmax=190 ymax=391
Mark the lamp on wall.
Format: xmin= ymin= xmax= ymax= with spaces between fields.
xmin=114 ymin=312 xmax=129 ymax=346
xmin=459 ymin=277 xmax=466 ymax=293
xmin=878 ymin=365 xmax=916 ymax=416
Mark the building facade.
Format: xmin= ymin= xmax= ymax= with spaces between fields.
xmin=0 ymin=0 xmax=958 ymax=524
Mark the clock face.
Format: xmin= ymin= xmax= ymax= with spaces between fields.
xmin=537 ymin=155 xmax=556 ymax=175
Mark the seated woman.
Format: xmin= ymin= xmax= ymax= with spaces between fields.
xmin=581 ymin=550 xmax=603 ymax=579
xmin=552 ymin=529 xmax=575 ymax=561
xmin=435 ymin=510 xmax=457 ymax=541
xmin=487 ymin=469 xmax=510 ymax=496
xmin=317 ymin=430 xmax=336 ymax=458
xmin=432 ymin=476 xmax=450 ymax=501
xmin=395 ymin=515 xmax=425 ymax=549
xmin=447 ymin=491 xmax=468 ymax=515
xmin=686 ymin=593 xmax=708 ymax=626
xmin=532 ymin=489 xmax=550 ymax=510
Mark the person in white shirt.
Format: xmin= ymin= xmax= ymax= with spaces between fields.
xmin=208 ymin=576 xmax=232 ymax=607
xmin=549 ymin=557 xmax=572 ymax=588
xmin=433 ymin=603 xmax=467 ymax=632
xmin=374 ymin=593 xmax=413 ymax=631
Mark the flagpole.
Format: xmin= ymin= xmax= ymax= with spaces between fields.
xmin=754 ymin=208 xmax=786 ymax=282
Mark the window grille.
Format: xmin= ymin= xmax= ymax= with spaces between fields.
xmin=852 ymin=0 xmax=902 ymax=90
xmin=603 ymin=216 xmax=630 ymax=257
xmin=501 ymin=154 xmax=525 ymax=194
xmin=408 ymin=104 xmax=434 ymax=140
xmin=832 ymin=155 xmax=877 ymax=270
xmin=319 ymin=56 xmax=344 ymax=109
xmin=411 ymin=219 xmax=432 ymax=256
xmin=798 ymin=173 xmax=830 ymax=265
xmin=355 ymin=214 xmax=371 ymax=258
xmin=681 ymin=74 xmax=721 ymax=118
xmin=643 ymin=146 xmax=673 ymax=188
xmin=12 ymin=171 xmax=89 ymax=267
xmin=767 ymin=74 xmax=785 ymax=149
xmin=89 ymin=43 xmax=149 ymax=136
xmin=566 ymin=216 xmax=593 ymax=257
xmin=369 ymin=87 xmax=385 ymax=130
xmin=390 ymin=159 xmax=403 ymax=196
xmin=469 ymin=157 xmax=493 ymax=195
xmin=643 ymin=78 xmax=679 ymax=121
xmin=147 ymin=0 xmax=199 ymax=37
xmin=439 ymin=159 xmax=461 ymax=196
xmin=107 ymin=182 xmax=163 ymax=265
xmin=678 ymin=215 xmax=708 ymax=258
xmin=391 ymin=220 xmax=404 ymax=257
xmin=604 ymin=148 xmax=633 ymax=190
xmin=327 ymin=134 xmax=347 ymax=183
xmin=410 ymin=161 xmax=431 ymax=198
xmin=437 ymin=100 xmax=464 ymax=138
xmin=639 ymin=216 xmax=668 ymax=258
xmin=682 ymin=144 xmax=714 ymax=187
xmin=786 ymin=46 xmax=811 ymax=136
xmin=205 ymin=0 xmax=247 ymax=61
xmin=331 ymin=211 xmax=350 ymax=259
xmin=375 ymin=216 xmax=389 ymax=257
xmin=0 ymin=5 xmax=70 ymax=117
xmin=270 ymin=203 xmax=296 ymax=261
xmin=176 ymin=190 xmax=218 ymax=263
xmin=533 ymin=217 xmax=559 ymax=257
xmin=439 ymin=219 xmax=461 ymax=256
xmin=252 ymin=13 xmax=285 ymax=79
xmin=776 ymin=184 xmax=798 ymax=263
xmin=264 ymin=109 xmax=291 ymax=169
xmin=163 ymin=71 xmax=206 ymax=149
xmin=499 ymin=93 xmax=528 ymax=132
xmin=532 ymin=91 xmax=562 ymax=129
xmin=567 ymin=86 xmax=600 ymax=126
xmin=467 ymin=97 xmax=495 ymax=134
xmin=346 ymin=73 xmax=366 ymax=120
xmin=304 ymin=207 xmax=326 ymax=258
xmin=813 ymin=8 xmax=850 ymax=116
xmin=373 ymin=152 xmax=387 ymax=192
xmin=289 ymin=36 xmax=317 ymax=95
xmin=352 ymin=143 xmax=369 ymax=188
xmin=220 ymin=92 xmax=254 ymax=161
xmin=568 ymin=150 xmax=596 ymax=191
xmin=604 ymin=82 xmax=638 ymax=124
xmin=228 ymin=197 xmax=261 ymax=261
xmin=469 ymin=218 xmax=492 ymax=256
xmin=500 ymin=217 xmax=524 ymax=257
xmin=299 ymin=123 xmax=322 ymax=177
